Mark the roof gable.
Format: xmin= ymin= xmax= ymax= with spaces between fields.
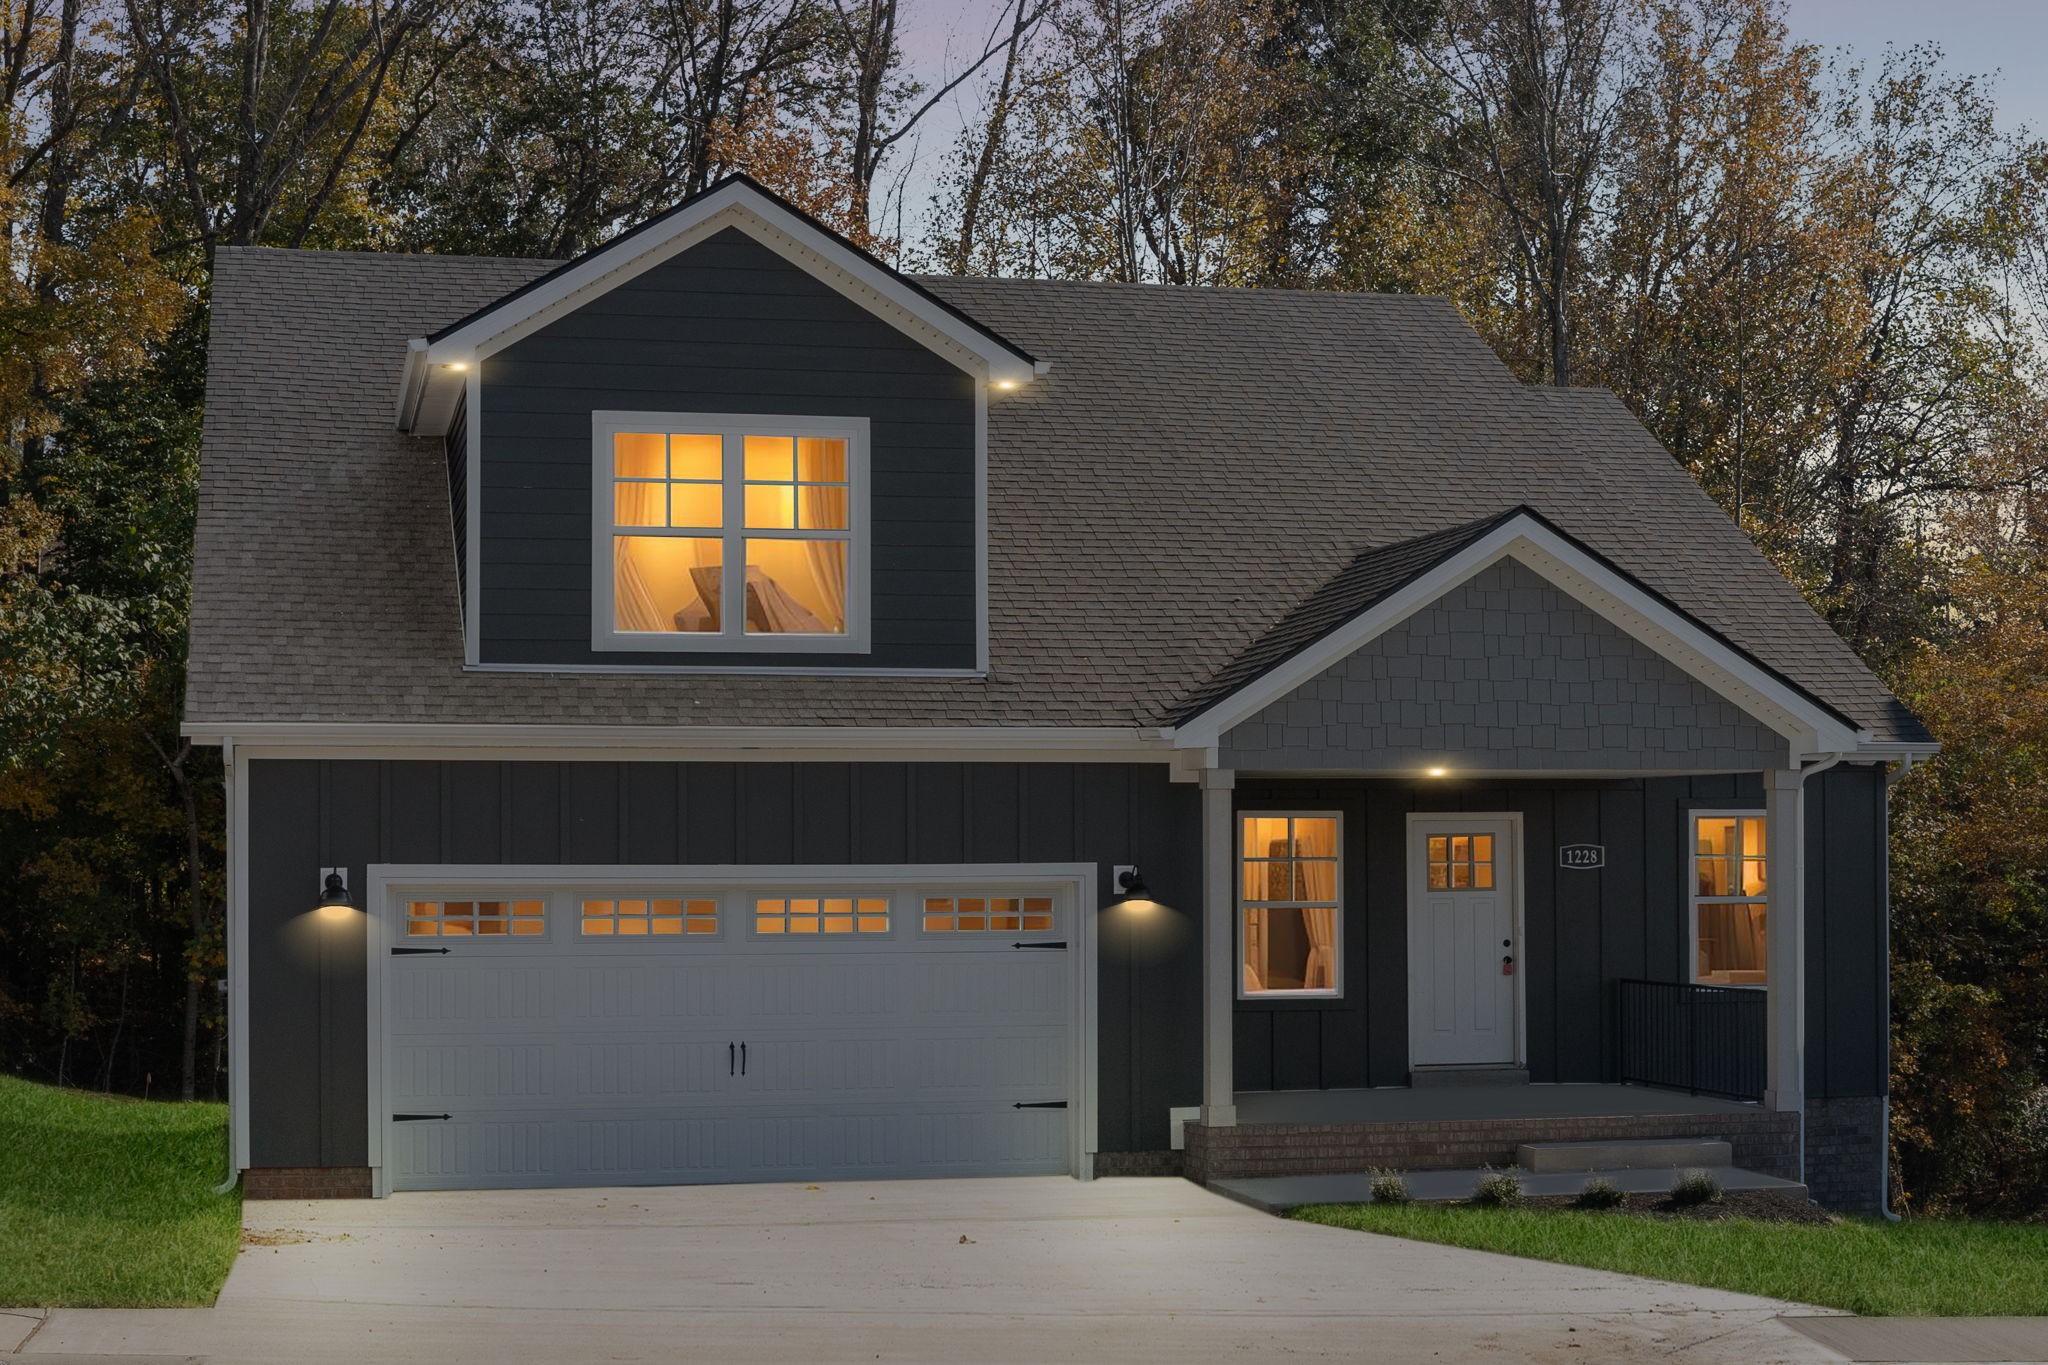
xmin=396 ymin=175 xmax=1038 ymax=434
xmin=1170 ymin=509 xmax=1867 ymax=762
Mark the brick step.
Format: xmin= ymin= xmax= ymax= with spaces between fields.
xmin=1516 ymin=1137 xmax=1732 ymax=1172
xmin=1211 ymin=1163 xmax=1807 ymax=1213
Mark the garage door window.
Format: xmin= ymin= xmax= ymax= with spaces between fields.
xmin=755 ymin=896 xmax=889 ymax=934
xmin=406 ymin=899 xmax=545 ymax=937
xmin=580 ymin=898 xmax=718 ymax=936
xmin=922 ymin=896 xmax=1055 ymax=933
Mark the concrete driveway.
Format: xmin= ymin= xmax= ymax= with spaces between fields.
xmin=8 ymin=1177 xmax=1843 ymax=1364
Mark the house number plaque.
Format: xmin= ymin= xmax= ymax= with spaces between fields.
xmin=1559 ymin=843 xmax=1606 ymax=870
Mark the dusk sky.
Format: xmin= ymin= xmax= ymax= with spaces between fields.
xmin=887 ymin=0 xmax=2048 ymax=230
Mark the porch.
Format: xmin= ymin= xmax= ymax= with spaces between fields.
xmin=1182 ymin=1083 xmax=1800 ymax=1185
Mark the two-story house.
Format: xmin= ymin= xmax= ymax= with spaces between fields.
xmin=187 ymin=176 xmax=1933 ymax=1210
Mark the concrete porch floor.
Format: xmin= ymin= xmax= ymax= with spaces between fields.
xmin=1234 ymin=1082 xmax=1760 ymax=1125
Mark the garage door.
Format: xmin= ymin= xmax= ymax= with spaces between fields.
xmin=381 ymin=879 xmax=1074 ymax=1191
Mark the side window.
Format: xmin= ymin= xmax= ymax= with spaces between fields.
xmin=579 ymin=898 xmax=718 ymax=936
xmin=1239 ymin=814 xmax=1341 ymax=996
xmin=753 ymin=896 xmax=890 ymax=935
xmin=1691 ymin=813 xmax=1767 ymax=986
xmin=921 ymin=895 xmax=1056 ymax=933
xmin=406 ymin=899 xmax=545 ymax=937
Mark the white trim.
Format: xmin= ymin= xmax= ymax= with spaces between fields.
xmin=363 ymin=861 xmax=1099 ymax=1197
xmin=462 ymin=662 xmax=982 ymax=678
xmin=1170 ymin=515 xmax=1867 ymax=760
xmin=463 ymin=366 xmax=481 ymax=667
xmin=1685 ymin=807 xmax=1770 ymax=989
xmin=975 ymin=383 xmax=990 ymax=674
xmin=1235 ymin=809 xmax=1345 ymax=1000
xmin=589 ymin=411 xmax=872 ymax=654
xmin=396 ymin=182 xmax=1037 ymax=434
xmin=226 ymin=739 xmax=250 ymax=1173
xmin=1404 ymin=812 xmax=1526 ymax=1070
xmin=181 ymin=723 xmax=1168 ymax=759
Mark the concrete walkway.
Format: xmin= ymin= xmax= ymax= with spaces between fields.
xmin=8 ymin=1177 xmax=1847 ymax=1364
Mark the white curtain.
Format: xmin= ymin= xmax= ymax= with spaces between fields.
xmin=1302 ymin=906 xmax=1337 ymax=989
xmin=613 ymin=539 xmax=666 ymax=631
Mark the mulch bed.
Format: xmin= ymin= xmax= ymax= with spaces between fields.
xmin=1505 ymin=1188 xmax=1834 ymax=1225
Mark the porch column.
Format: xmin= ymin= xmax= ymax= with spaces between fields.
xmin=1764 ymin=768 xmax=1806 ymax=1116
xmin=1201 ymin=768 xmax=1237 ymax=1127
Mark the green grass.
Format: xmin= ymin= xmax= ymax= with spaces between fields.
xmin=0 ymin=1074 xmax=241 ymax=1307
xmin=1290 ymin=1201 xmax=2048 ymax=1316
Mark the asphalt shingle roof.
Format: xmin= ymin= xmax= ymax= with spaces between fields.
xmin=188 ymin=248 xmax=1928 ymax=743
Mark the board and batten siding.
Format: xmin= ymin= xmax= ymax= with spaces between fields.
xmin=1221 ymin=559 xmax=1791 ymax=772
xmin=1231 ymin=765 xmax=1888 ymax=1099
xmin=243 ymin=758 xmax=1199 ymax=1171
xmin=474 ymin=227 xmax=978 ymax=668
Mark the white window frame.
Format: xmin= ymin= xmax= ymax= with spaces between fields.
xmin=590 ymin=410 xmax=872 ymax=654
xmin=1688 ymin=807 xmax=1768 ymax=989
xmin=1237 ymin=809 xmax=1344 ymax=1000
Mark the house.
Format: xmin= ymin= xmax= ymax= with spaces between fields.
xmin=188 ymin=176 xmax=1934 ymax=1211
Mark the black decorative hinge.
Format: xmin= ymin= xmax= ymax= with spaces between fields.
xmin=391 ymin=946 xmax=450 ymax=955
xmin=1010 ymin=941 xmax=1068 ymax=950
xmin=1013 ymin=1100 xmax=1068 ymax=1110
xmin=392 ymin=1113 xmax=451 ymax=1122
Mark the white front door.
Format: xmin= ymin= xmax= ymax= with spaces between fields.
xmin=1406 ymin=817 xmax=1520 ymax=1068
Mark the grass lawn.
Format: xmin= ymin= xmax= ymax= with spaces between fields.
xmin=1291 ymin=1200 xmax=2048 ymax=1317
xmin=0 ymin=1074 xmax=241 ymax=1307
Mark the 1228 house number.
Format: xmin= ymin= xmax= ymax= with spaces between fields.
xmin=1559 ymin=844 xmax=1606 ymax=870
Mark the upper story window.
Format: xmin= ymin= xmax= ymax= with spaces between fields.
xmin=594 ymin=412 xmax=867 ymax=652
xmin=1691 ymin=811 xmax=1767 ymax=986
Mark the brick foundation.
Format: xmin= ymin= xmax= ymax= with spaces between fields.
xmin=1803 ymin=1096 xmax=1887 ymax=1213
xmin=1184 ymin=1108 xmax=1801 ymax=1184
xmin=1091 ymin=1150 xmax=1185 ymax=1177
xmin=242 ymin=1166 xmax=373 ymax=1199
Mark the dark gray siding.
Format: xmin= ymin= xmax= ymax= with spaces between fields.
xmin=475 ymin=228 xmax=977 ymax=668
xmin=1231 ymin=765 xmax=1888 ymax=1098
xmin=1221 ymin=559 xmax=1790 ymax=772
xmin=445 ymin=391 xmax=467 ymax=613
xmin=244 ymin=759 xmax=1198 ymax=1169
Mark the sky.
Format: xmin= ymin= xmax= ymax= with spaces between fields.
xmin=883 ymin=0 xmax=2048 ymax=237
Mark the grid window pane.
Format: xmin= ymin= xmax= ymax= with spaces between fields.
xmin=1698 ymin=902 xmax=1767 ymax=984
xmin=742 ymin=539 xmax=845 ymax=634
xmin=743 ymin=435 xmax=794 ymax=481
xmin=797 ymin=437 xmax=847 ymax=482
xmin=581 ymin=897 xmax=717 ymax=936
xmin=669 ymin=483 xmax=721 ymax=528
xmin=1427 ymin=832 xmax=1496 ymax=894
xmin=755 ymin=895 xmax=888 ymax=935
xmin=613 ymin=536 xmax=722 ymax=633
xmin=613 ymin=432 xmax=665 ymax=478
xmin=744 ymin=483 xmax=797 ymax=529
xmin=922 ymin=893 xmax=1056 ymax=933
xmin=615 ymin=482 xmax=666 ymax=526
xmin=408 ymin=899 xmax=544 ymax=937
xmin=671 ymin=433 xmax=721 ymax=481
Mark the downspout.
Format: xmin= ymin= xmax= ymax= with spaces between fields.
xmin=213 ymin=735 xmax=240 ymax=1196
xmin=1876 ymin=753 xmax=1920 ymax=1222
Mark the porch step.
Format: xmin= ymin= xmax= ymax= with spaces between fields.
xmin=1409 ymin=1067 xmax=1530 ymax=1088
xmin=1210 ymin=1163 xmax=1806 ymax=1214
xmin=1516 ymin=1138 xmax=1732 ymax=1172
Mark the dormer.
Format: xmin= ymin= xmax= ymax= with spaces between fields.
xmin=396 ymin=176 xmax=1040 ymax=673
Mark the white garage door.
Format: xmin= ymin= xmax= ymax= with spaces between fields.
xmin=381 ymin=879 xmax=1074 ymax=1191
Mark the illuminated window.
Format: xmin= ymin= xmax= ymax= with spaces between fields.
xmin=406 ymin=899 xmax=545 ymax=937
xmin=754 ymin=896 xmax=890 ymax=935
xmin=598 ymin=415 xmax=863 ymax=649
xmin=922 ymin=895 xmax=1056 ymax=933
xmin=1425 ymin=834 xmax=1496 ymax=890
xmin=1239 ymin=814 xmax=1341 ymax=996
xmin=580 ymin=898 xmax=717 ymax=936
xmin=1691 ymin=812 xmax=1767 ymax=986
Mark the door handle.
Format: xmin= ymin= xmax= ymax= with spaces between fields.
xmin=729 ymin=1041 xmax=735 ymax=1076
xmin=740 ymin=1041 xmax=748 ymax=1076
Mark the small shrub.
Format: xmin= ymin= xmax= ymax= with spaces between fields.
xmin=1368 ymin=1170 xmax=1412 ymax=1204
xmin=1471 ymin=1168 xmax=1525 ymax=1207
xmin=1670 ymin=1168 xmax=1723 ymax=1207
xmin=1576 ymin=1176 xmax=1626 ymax=1209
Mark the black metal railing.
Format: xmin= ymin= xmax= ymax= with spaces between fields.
xmin=1617 ymin=978 xmax=1766 ymax=1102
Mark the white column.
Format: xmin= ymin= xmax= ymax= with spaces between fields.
xmin=1764 ymin=767 xmax=1806 ymax=1116
xmin=1201 ymin=769 xmax=1238 ymax=1127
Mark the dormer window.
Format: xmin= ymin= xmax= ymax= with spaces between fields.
xmin=593 ymin=411 xmax=868 ymax=652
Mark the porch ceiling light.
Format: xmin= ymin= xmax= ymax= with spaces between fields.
xmin=1426 ymin=766 xmax=1450 ymax=778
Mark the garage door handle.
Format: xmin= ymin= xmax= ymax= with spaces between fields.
xmin=1013 ymin=1101 xmax=1067 ymax=1109
xmin=1011 ymin=941 xmax=1067 ymax=950
xmin=729 ymin=1042 xmax=735 ymax=1076
xmin=740 ymin=1041 xmax=747 ymax=1076
xmin=391 ymin=946 xmax=450 ymax=956
xmin=392 ymin=1113 xmax=450 ymax=1122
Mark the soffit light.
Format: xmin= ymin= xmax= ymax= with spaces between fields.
xmin=1426 ymin=766 xmax=1450 ymax=778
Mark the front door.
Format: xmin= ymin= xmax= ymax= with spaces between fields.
xmin=1406 ymin=817 xmax=1520 ymax=1068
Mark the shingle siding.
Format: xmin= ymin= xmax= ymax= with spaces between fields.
xmin=1222 ymin=559 xmax=1789 ymax=771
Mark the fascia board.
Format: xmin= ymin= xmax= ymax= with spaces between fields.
xmin=418 ymin=183 xmax=1034 ymax=384
xmin=181 ymin=722 xmax=1169 ymax=758
xmin=1170 ymin=516 xmax=1859 ymax=755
